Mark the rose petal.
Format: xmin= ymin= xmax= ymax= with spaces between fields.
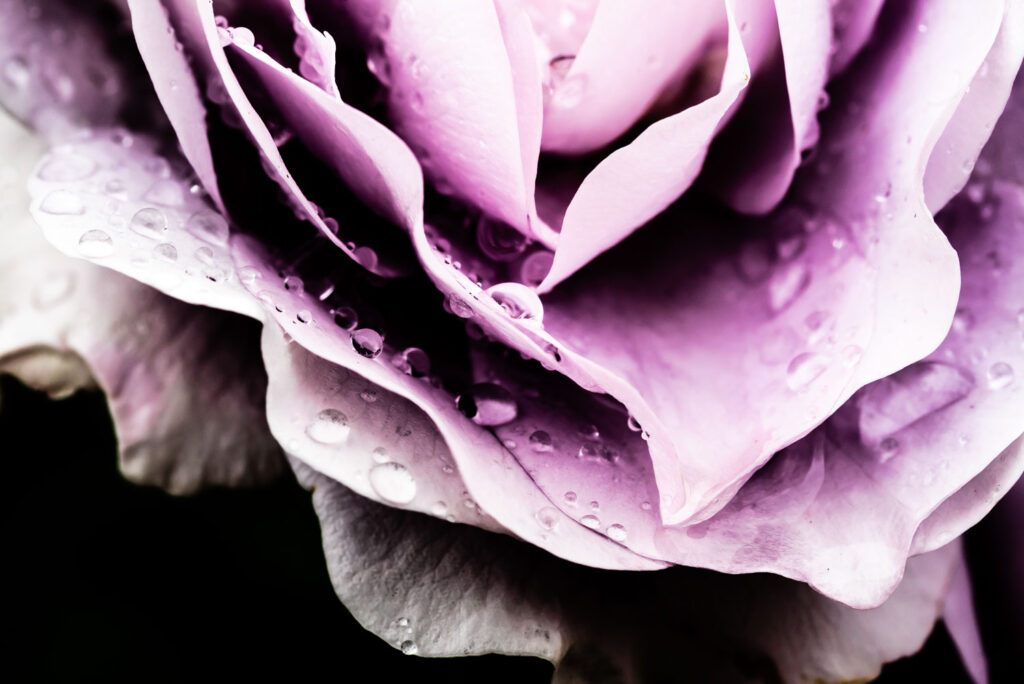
xmin=536 ymin=0 xmax=752 ymax=291
xmin=237 ymin=234 xmax=663 ymax=571
xmin=412 ymin=0 xmax=1001 ymax=533
xmin=0 ymin=111 xmax=282 ymax=492
xmin=295 ymin=456 xmax=966 ymax=683
xmin=942 ymin=552 xmax=988 ymax=684
xmin=828 ymin=0 xmax=886 ymax=76
xmin=923 ymin=0 xmax=1024 ymax=212
xmin=538 ymin=0 xmax=727 ymax=154
xmin=0 ymin=0 xmax=132 ymax=140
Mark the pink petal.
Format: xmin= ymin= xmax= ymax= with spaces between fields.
xmin=539 ymin=0 xmax=727 ymax=154
xmin=828 ymin=0 xmax=886 ymax=76
xmin=943 ymin=552 xmax=989 ymax=684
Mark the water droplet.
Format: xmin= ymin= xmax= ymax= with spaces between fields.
xmin=456 ymin=383 xmax=518 ymax=426
xmin=477 ymin=217 xmax=529 ymax=261
xmin=535 ymin=506 xmax=560 ymax=531
xmin=529 ymin=430 xmax=553 ymax=452
xmin=32 ymin=272 xmax=75 ymax=309
xmin=296 ymin=309 xmax=313 ymax=324
xmin=360 ymin=389 xmax=377 ymax=403
xmin=877 ymin=437 xmax=900 ymax=463
xmin=841 ymin=344 xmax=863 ymax=367
xmin=306 ymin=408 xmax=350 ymax=444
xmin=769 ymin=261 xmax=810 ymax=312
xmin=786 ymin=352 xmax=830 ymax=391
xmin=429 ymin=501 xmax=447 ymax=517
xmin=486 ymin=282 xmax=544 ymax=322
xmin=38 ymin=153 xmax=96 ymax=181
xmin=152 ymin=242 xmax=178 ymax=262
xmin=519 ymin=250 xmax=553 ymax=287
xmin=351 ymin=328 xmax=384 ymax=359
xmin=77 ymin=230 xmax=114 ymax=258
xmin=282 ymin=275 xmax=304 ymax=293
xmin=2 ymin=56 xmax=29 ymax=89
xmin=353 ymin=245 xmax=378 ymax=270
xmin=857 ymin=361 xmax=974 ymax=445
xmin=143 ymin=179 xmax=185 ymax=207
xmin=987 ymin=362 xmax=1014 ymax=390
xmin=735 ymin=240 xmax=775 ymax=283
xmin=952 ymin=307 xmax=974 ymax=334
xmin=332 ymin=306 xmax=359 ymax=330
xmin=579 ymin=424 xmax=600 ymax=440
xmin=564 ymin=491 xmax=578 ymax=505
xmin=372 ymin=447 xmax=389 ymax=463
xmin=626 ymin=415 xmax=642 ymax=432
xmin=129 ymin=207 xmax=167 ymax=240
xmin=640 ymin=501 xmax=652 ymax=511
xmin=446 ymin=294 xmax=475 ymax=318
xmin=552 ymin=74 xmax=586 ymax=109
xmin=39 ymin=189 xmax=84 ymax=215
xmin=392 ymin=347 xmax=430 ymax=377
xmin=399 ymin=640 xmax=418 ymax=656
xmin=580 ymin=514 xmax=600 ymax=529
xmin=369 ymin=462 xmax=417 ymax=504
xmin=185 ymin=211 xmax=229 ymax=245
xmin=606 ymin=523 xmax=627 ymax=542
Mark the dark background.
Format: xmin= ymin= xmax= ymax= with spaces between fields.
xmin=1 ymin=374 xmax=1012 ymax=683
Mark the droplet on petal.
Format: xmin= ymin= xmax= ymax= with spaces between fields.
xmin=486 ymin=282 xmax=544 ymax=322
xmin=351 ymin=328 xmax=384 ymax=359
xmin=39 ymin=189 xmax=84 ymax=215
xmin=129 ymin=207 xmax=167 ymax=240
xmin=786 ymin=352 xmax=830 ymax=391
xmin=987 ymin=362 xmax=1014 ymax=390
xmin=529 ymin=430 xmax=553 ymax=452
xmin=456 ymin=383 xmax=518 ymax=426
xmin=369 ymin=462 xmax=417 ymax=504
xmin=77 ymin=229 xmax=114 ymax=258
xmin=306 ymin=408 xmax=350 ymax=444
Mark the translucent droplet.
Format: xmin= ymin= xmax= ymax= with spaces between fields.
xmin=399 ymin=640 xmax=418 ymax=656
xmin=579 ymin=424 xmax=600 ymax=440
xmin=446 ymin=294 xmax=475 ymax=318
xmin=369 ymin=462 xmax=417 ymax=504
xmin=564 ymin=491 xmax=578 ymax=505
xmin=296 ymin=309 xmax=312 ymax=324
xmin=477 ymin=217 xmax=528 ymax=261
xmin=456 ymin=383 xmax=518 ymax=426
xmin=360 ymin=389 xmax=377 ymax=403
xmin=306 ymin=408 xmax=350 ymax=444
xmin=735 ymin=240 xmax=775 ymax=283
xmin=129 ymin=207 xmax=167 ymax=240
xmin=39 ymin=189 xmax=85 ymax=216
xmin=486 ymin=282 xmax=544 ymax=322
xmin=626 ymin=415 xmax=642 ymax=432
xmin=152 ymin=242 xmax=178 ymax=262
xmin=769 ymin=261 xmax=810 ymax=312
xmin=580 ymin=514 xmax=600 ymax=529
xmin=32 ymin=272 xmax=75 ymax=309
xmin=77 ymin=230 xmax=114 ymax=258
xmin=552 ymin=74 xmax=586 ymax=109
xmin=857 ymin=361 xmax=974 ymax=445
xmin=332 ymin=306 xmax=358 ymax=330
xmin=185 ymin=210 xmax=229 ymax=245
xmin=282 ymin=274 xmax=304 ymax=293
xmin=392 ymin=347 xmax=430 ymax=377
xmin=354 ymin=245 xmax=378 ymax=270
xmin=535 ymin=506 xmax=560 ymax=531
xmin=952 ymin=308 xmax=974 ymax=334
xmin=606 ymin=523 xmax=627 ymax=542
xmin=144 ymin=179 xmax=185 ymax=207
xmin=786 ymin=352 xmax=830 ymax=391
xmin=2 ymin=55 xmax=29 ymax=89
xmin=987 ymin=362 xmax=1014 ymax=390
xmin=351 ymin=328 xmax=384 ymax=358
xmin=519 ymin=250 xmax=553 ymax=287
xmin=38 ymin=153 xmax=96 ymax=181
xmin=640 ymin=501 xmax=652 ymax=511
xmin=529 ymin=430 xmax=553 ymax=452
xmin=429 ymin=501 xmax=447 ymax=517
xmin=877 ymin=437 xmax=900 ymax=463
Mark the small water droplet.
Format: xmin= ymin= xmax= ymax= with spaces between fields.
xmin=399 ymin=640 xmax=418 ymax=656
xmin=564 ymin=491 xmax=578 ymax=505
xmin=392 ymin=347 xmax=430 ymax=377
xmin=38 ymin=153 xmax=96 ymax=181
xmin=528 ymin=430 xmax=553 ymax=452
xmin=353 ymin=245 xmax=378 ymax=270
xmin=351 ymin=328 xmax=384 ymax=358
xmin=877 ymin=437 xmax=900 ymax=463
xmin=552 ymin=74 xmax=586 ymax=109
xmin=32 ymin=272 xmax=75 ymax=309
xmin=446 ymin=294 xmax=475 ymax=318
xmin=430 ymin=501 xmax=447 ymax=517
xmin=535 ymin=506 xmax=560 ymax=531
xmin=580 ymin=514 xmax=600 ymax=529
xmin=144 ymin=179 xmax=185 ymax=207
xmin=640 ymin=501 xmax=652 ymax=511
xmin=296 ymin=309 xmax=313 ymax=324
xmin=306 ymin=408 xmax=350 ymax=444
xmin=372 ymin=447 xmax=389 ymax=463
xmin=332 ymin=306 xmax=358 ymax=330
xmin=786 ymin=352 xmax=830 ymax=391
xmin=456 ymin=383 xmax=518 ymax=426
xmin=987 ymin=362 xmax=1014 ymax=390
xmin=129 ymin=207 xmax=167 ymax=240
xmin=152 ymin=242 xmax=178 ymax=262
xmin=39 ymin=189 xmax=84 ymax=216
xmin=626 ymin=415 xmax=642 ymax=432
xmin=77 ymin=230 xmax=114 ymax=258
xmin=2 ymin=55 xmax=30 ymax=89
xmin=360 ymin=389 xmax=377 ymax=403
xmin=606 ymin=523 xmax=627 ymax=542
xmin=769 ymin=261 xmax=810 ymax=312
xmin=370 ymin=462 xmax=417 ymax=504
xmin=951 ymin=307 xmax=974 ymax=334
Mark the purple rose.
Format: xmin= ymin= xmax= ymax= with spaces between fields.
xmin=2 ymin=0 xmax=1023 ymax=679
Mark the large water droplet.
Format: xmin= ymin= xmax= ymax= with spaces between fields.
xmin=39 ymin=189 xmax=84 ymax=215
xmin=529 ymin=430 xmax=553 ymax=452
xmin=332 ymin=306 xmax=358 ymax=330
xmin=857 ymin=361 xmax=974 ymax=445
xmin=987 ymin=362 xmax=1014 ymax=390
xmin=456 ymin=383 xmax=518 ymax=426
xmin=477 ymin=217 xmax=529 ymax=261
xmin=185 ymin=210 xmax=229 ymax=245
xmin=351 ymin=328 xmax=383 ymax=358
xmin=129 ymin=207 xmax=167 ymax=240
xmin=77 ymin=230 xmax=114 ymax=258
xmin=486 ymin=282 xmax=544 ymax=323
xmin=580 ymin=514 xmax=600 ymax=529
xmin=786 ymin=352 xmax=830 ymax=391
xmin=152 ymin=242 xmax=178 ymax=262
xmin=369 ymin=462 xmax=417 ymax=504
xmin=306 ymin=408 xmax=350 ymax=444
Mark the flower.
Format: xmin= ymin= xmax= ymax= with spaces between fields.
xmin=2 ymin=0 xmax=1023 ymax=680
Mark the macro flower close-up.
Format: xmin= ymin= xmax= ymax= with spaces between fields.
xmin=2 ymin=0 xmax=1023 ymax=681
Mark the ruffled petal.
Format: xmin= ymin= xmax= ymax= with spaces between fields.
xmin=296 ymin=456 xmax=967 ymax=683
xmin=0 ymin=111 xmax=282 ymax=492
